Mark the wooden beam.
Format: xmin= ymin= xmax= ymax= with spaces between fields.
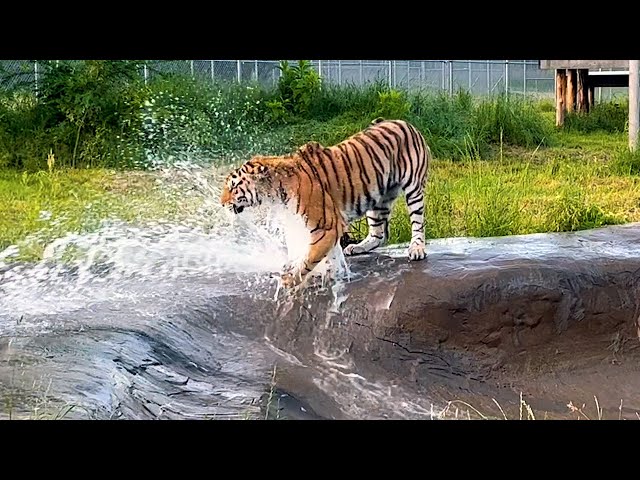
xmin=566 ymin=69 xmax=576 ymax=113
xmin=540 ymin=60 xmax=629 ymax=70
xmin=556 ymin=69 xmax=567 ymax=127
xmin=630 ymin=60 xmax=639 ymax=152
xmin=576 ymin=69 xmax=588 ymax=113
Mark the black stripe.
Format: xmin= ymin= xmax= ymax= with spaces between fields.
xmin=392 ymin=122 xmax=417 ymax=188
xmin=380 ymin=122 xmax=407 ymax=187
xmin=407 ymin=196 xmax=423 ymax=208
xmin=299 ymin=150 xmax=328 ymax=228
xmin=310 ymin=230 xmax=326 ymax=245
xmin=314 ymin=149 xmax=332 ymax=191
xmin=353 ymin=136 xmax=386 ymax=194
xmin=341 ymin=143 xmax=364 ymax=215
xmin=406 ymin=123 xmax=428 ymax=187
xmin=373 ymin=207 xmax=391 ymax=214
xmin=337 ymin=144 xmax=356 ymax=210
xmin=405 ymin=184 xmax=423 ymax=201
xmin=348 ymin=140 xmax=371 ymax=185
xmin=292 ymin=170 xmax=303 ymax=214
xmin=362 ymin=131 xmax=393 ymax=160
xmin=325 ymin=149 xmax=341 ymax=199
xmin=371 ymin=126 xmax=400 ymax=187
xmin=347 ymin=142 xmax=373 ymax=214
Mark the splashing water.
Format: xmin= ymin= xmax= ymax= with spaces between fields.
xmin=0 ymin=162 xmax=351 ymax=321
xmin=0 ymin=160 xmax=445 ymax=420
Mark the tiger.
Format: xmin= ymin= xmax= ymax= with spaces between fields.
xmin=220 ymin=118 xmax=431 ymax=288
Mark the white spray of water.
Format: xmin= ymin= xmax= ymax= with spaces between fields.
xmin=0 ymin=163 xmax=352 ymax=320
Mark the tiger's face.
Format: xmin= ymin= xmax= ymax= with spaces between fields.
xmin=220 ymin=163 xmax=268 ymax=214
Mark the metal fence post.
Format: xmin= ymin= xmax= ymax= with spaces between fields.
xmin=144 ymin=63 xmax=148 ymax=86
xmin=598 ymin=68 xmax=602 ymax=103
xmin=441 ymin=61 xmax=445 ymax=91
xmin=629 ymin=60 xmax=639 ymax=151
xmin=254 ymin=60 xmax=258 ymax=82
xmin=486 ymin=60 xmax=490 ymax=95
xmin=338 ymin=60 xmax=342 ymax=86
xmin=388 ymin=60 xmax=392 ymax=88
xmin=190 ymin=60 xmax=194 ymax=77
xmin=392 ymin=60 xmax=397 ymax=88
xmin=523 ymin=60 xmax=527 ymax=97
xmin=34 ymin=60 xmax=39 ymax=99
xmin=318 ymin=60 xmax=322 ymax=79
xmin=505 ymin=60 xmax=509 ymax=96
xmin=210 ymin=60 xmax=214 ymax=83
xmin=449 ymin=61 xmax=453 ymax=96
xmin=468 ymin=60 xmax=472 ymax=93
xmin=359 ymin=60 xmax=363 ymax=85
xmin=237 ymin=60 xmax=241 ymax=83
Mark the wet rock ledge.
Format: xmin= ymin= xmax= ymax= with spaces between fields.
xmin=2 ymin=224 xmax=640 ymax=419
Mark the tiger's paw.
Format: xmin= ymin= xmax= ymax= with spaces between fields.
xmin=280 ymin=271 xmax=296 ymax=289
xmin=343 ymin=243 xmax=363 ymax=256
xmin=280 ymin=265 xmax=302 ymax=289
xmin=407 ymin=243 xmax=426 ymax=261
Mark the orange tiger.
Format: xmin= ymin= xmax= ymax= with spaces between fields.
xmin=220 ymin=118 xmax=431 ymax=288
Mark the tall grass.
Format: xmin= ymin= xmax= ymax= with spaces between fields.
xmin=347 ymin=153 xmax=629 ymax=245
xmin=564 ymin=99 xmax=628 ymax=133
xmin=611 ymin=147 xmax=640 ymax=175
xmin=474 ymin=94 xmax=552 ymax=149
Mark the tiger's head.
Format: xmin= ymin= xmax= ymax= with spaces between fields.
xmin=220 ymin=160 xmax=270 ymax=214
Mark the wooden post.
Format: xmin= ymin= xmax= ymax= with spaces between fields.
xmin=566 ymin=69 xmax=576 ymax=113
xmin=576 ymin=69 xmax=588 ymax=113
xmin=630 ymin=60 xmax=639 ymax=152
xmin=588 ymin=84 xmax=595 ymax=112
xmin=556 ymin=69 xmax=567 ymax=127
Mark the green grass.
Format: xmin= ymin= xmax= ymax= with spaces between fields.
xmin=348 ymin=129 xmax=638 ymax=243
xmin=3 ymin=128 xmax=640 ymax=259
xmin=2 ymin=78 xmax=639 ymax=257
xmin=0 ymin=168 xmax=187 ymax=261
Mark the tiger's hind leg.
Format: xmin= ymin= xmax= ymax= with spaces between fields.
xmin=343 ymin=202 xmax=392 ymax=256
xmin=404 ymin=186 xmax=426 ymax=261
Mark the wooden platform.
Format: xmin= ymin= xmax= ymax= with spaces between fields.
xmin=539 ymin=60 xmax=630 ymax=126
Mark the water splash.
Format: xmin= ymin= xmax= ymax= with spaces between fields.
xmin=0 ymin=162 xmax=352 ymax=320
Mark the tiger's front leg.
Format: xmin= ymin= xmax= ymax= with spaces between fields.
xmin=280 ymin=227 xmax=339 ymax=289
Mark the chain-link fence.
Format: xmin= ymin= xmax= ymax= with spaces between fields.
xmin=0 ymin=59 xmax=628 ymax=100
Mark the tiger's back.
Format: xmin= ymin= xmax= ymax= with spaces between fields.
xmin=306 ymin=118 xmax=430 ymax=222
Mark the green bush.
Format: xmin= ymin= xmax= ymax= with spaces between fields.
xmin=266 ymin=60 xmax=321 ymax=123
xmin=564 ymin=99 xmax=628 ymax=133
xmin=374 ymin=89 xmax=410 ymax=119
